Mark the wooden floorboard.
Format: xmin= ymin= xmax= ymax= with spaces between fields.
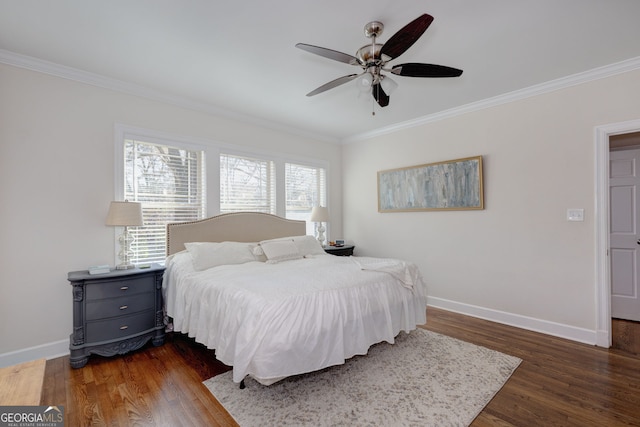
xmin=0 ymin=358 xmax=45 ymax=405
xmin=613 ymin=318 xmax=640 ymax=355
xmin=40 ymin=307 xmax=640 ymax=426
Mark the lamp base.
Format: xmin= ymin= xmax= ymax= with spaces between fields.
xmin=116 ymin=226 xmax=136 ymax=270
xmin=316 ymin=223 xmax=326 ymax=247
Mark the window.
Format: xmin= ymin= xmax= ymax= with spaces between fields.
xmin=117 ymin=124 xmax=330 ymax=264
xmin=219 ymin=154 xmax=327 ymax=231
xmin=285 ymin=163 xmax=327 ymax=235
xmin=220 ymin=153 xmax=276 ymax=214
xmin=124 ymin=138 xmax=206 ymax=264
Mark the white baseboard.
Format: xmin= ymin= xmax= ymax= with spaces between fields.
xmin=0 ymin=339 xmax=69 ymax=368
xmin=428 ymin=297 xmax=600 ymax=346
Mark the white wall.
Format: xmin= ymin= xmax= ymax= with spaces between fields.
xmin=0 ymin=63 xmax=342 ymax=364
xmin=3 ymin=60 xmax=637 ymax=364
xmin=342 ymin=69 xmax=640 ymax=341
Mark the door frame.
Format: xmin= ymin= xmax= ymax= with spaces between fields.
xmin=595 ymin=118 xmax=640 ymax=347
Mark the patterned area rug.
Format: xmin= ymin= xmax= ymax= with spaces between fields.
xmin=203 ymin=329 xmax=521 ymax=426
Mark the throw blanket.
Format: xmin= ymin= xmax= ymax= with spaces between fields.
xmin=351 ymin=256 xmax=421 ymax=290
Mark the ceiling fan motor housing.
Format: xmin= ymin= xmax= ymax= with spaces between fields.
xmin=356 ymin=43 xmax=384 ymax=65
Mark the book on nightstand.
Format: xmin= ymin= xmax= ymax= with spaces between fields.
xmin=88 ymin=265 xmax=111 ymax=275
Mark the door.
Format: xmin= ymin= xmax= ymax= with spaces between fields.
xmin=610 ymin=148 xmax=640 ymax=321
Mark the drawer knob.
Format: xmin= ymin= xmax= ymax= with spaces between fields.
xmin=119 ymin=305 xmax=128 ymax=310
xmin=120 ymin=286 xmax=129 ymax=291
xmin=119 ymin=325 xmax=128 ymax=330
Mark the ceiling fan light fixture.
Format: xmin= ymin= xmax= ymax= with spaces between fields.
xmin=380 ymin=75 xmax=398 ymax=95
xmin=356 ymin=73 xmax=373 ymax=92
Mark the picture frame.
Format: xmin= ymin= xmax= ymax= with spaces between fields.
xmin=377 ymin=155 xmax=484 ymax=212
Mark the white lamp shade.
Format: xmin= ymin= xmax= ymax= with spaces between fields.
xmin=356 ymin=73 xmax=373 ymax=92
xmin=106 ymin=201 xmax=143 ymax=226
xmin=310 ymin=206 xmax=329 ymax=222
xmin=380 ymin=75 xmax=398 ymax=94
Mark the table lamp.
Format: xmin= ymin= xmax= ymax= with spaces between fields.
xmin=106 ymin=200 xmax=143 ymax=269
xmin=310 ymin=206 xmax=329 ymax=246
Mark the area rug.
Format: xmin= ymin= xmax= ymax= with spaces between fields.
xmin=203 ymin=329 xmax=521 ymax=426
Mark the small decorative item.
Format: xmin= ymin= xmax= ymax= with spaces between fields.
xmin=378 ymin=156 xmax=484 ymax=212
xmin=88 ymin=265 xmax=110 ymax=275
xmin=105 ymin=200 xmax=144 ymax=269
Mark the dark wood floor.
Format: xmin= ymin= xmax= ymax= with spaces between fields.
xmin=41 ymin=307 xmax=640 ymax=426
xmin=612 ymin=318 xmax=640 ymax=355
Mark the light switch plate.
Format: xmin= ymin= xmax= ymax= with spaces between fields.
xmin=567 ymin=208 xmax=584 ymax=222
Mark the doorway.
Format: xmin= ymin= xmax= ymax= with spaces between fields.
xmin=595 ymin=119 xmax=640 ymax=348
xmin=609 ymin=133 xmax=640 ymax=354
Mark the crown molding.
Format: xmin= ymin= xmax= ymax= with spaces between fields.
xmin=0 ymin=49 xmax=339 ymax=145
xmin=3 ymin=49 xmax=638 ymax=146
xmin=342 ymin=56 xmax=640 ymax=144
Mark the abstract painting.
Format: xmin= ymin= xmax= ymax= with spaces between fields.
xmin=378 ymin=156 xmax=484 ymax=212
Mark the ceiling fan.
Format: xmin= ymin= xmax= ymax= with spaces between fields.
xmin=296 ymin=14 xmax=463 ymax=110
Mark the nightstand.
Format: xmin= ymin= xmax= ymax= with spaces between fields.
xmin=324 ymin=245 xmax=355 ymax=256
xmin=67 ymin=265 xmax=165 ymax=368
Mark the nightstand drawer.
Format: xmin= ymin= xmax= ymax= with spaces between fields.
xmin=85 ymin=310 xmax=155 ymax=343
xmin=86 ymin=293 xmax=155 ymax=320
xmin=86 ymin=276 xmax=154 ymax=300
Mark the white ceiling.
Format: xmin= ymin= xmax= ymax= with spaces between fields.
xmin=2 ymin=0 xmax=640 ymax=142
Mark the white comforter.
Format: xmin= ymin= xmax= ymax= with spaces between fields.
xmin=163 ymin=252 xmax=427 ymax=385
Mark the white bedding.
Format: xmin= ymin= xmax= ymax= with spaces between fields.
xmin=163 ymin=252 xmax=427 ymax=385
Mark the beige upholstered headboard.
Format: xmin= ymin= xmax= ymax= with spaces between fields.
xmin=166 ymin=212 xmax=307 ymax=256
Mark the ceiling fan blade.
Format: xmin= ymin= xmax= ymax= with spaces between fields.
xmin=371 ymin=82 xmax=390 ymax=107
xmin=390 ymin=63 xmax=463 ymax=78
xmin=306 ymin=74 xmax=360 ymax=97
xmin=296 ymin=43 xmax=360 ymax=65
xmin=380 ymin=14 xmax=434 ymax=60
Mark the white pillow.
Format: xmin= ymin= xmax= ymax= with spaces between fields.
xmin=184 ymin=241 xmax=257 ymax=271
xmin=260 ymin=235 xmax=326 ymax=257
xmin=259 ymin=239 xmax=303 ymax=263
xmin=292 ymin=235 xmax=326 ymax=257
xmin=250 ymin=243 xmax=268 ymax=262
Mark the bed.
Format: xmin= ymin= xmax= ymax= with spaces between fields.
xmin=163 ymin=212 xmax=427 ymax=386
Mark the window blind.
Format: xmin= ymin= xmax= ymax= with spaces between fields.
xmin=124 ymin=139 xmax=206 ymax=264
xmin=285 ymin=162 xmax=327 ymax=235
xmin=220 ymin=153 xmax=276 ymax=213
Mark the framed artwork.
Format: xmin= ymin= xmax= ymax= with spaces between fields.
xmin=377 ymin=155 xmax=484 ymax=212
